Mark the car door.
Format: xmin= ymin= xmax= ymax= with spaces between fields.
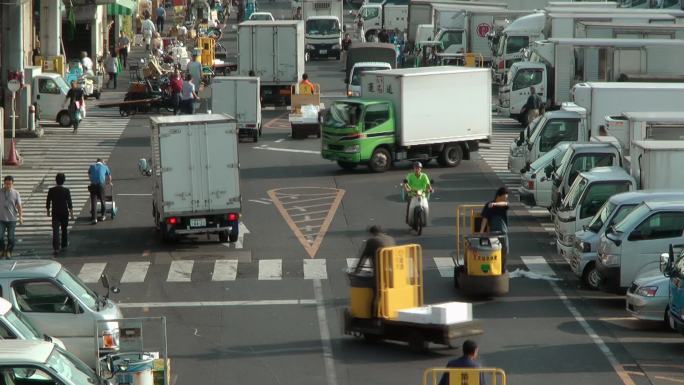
xmin=622 ymin=211 xmax=684 ymax=287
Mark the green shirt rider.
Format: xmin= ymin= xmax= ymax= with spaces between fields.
xmin=403 ymin=162 xmax=433 ymax=224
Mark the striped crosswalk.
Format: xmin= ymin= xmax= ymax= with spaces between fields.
xmin=10 ymin=113 xmax=129 ymax=257
xmin=481 ymin=117 xmax=522 ymax=190
xmin=72 ymin=256 xmax=464 ymax=284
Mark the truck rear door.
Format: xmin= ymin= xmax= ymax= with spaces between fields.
xmin=205 ymin=123 xmax=240 ymax=212
xmin=237 ymin=79 xmax=260 ymax=126
xmin=159 ymin=124 xmax=200 ymax=213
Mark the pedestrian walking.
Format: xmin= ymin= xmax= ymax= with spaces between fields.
xmin=187 ymin=55 xmax=203 ymax=90
xmin=0 ymin=176 xmax=23 ymax=258
xmin=88 ymin=159 xmax=112 ymax=224
xmin=81 ymin=51 xmax=94 ymax=76
xmin=170 ymin=69 xmax=183 ymax=115
xmin=356 ymin=18 xmax=365 ymax=42
xmin=105 ymin=51 xmax=119 ymax=89
xmin=341 ymin=33 xmax=352 ymax=64
xmin=156 ymin=3 xmax=166 ymax=33
xmin=480 ymin=187 xmax=510 ymax=262
xmin=181 ymin=74 xmax=199 ymax=114
xmin=117 ymin=31 xmax=130 ymax=69
xmin=141 ymin=13 xmax=157 ymax=51
xmin=437 ymin=340 xmax=486 ymax=385
xmin=523 ymin=86 xmax=542 ymax=126
xmin=64 ymin=80 xmax=85 ymax=133
xmin=46 ymin=173 xmax=73 ymax=256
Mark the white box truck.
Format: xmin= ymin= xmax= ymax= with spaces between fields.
xmin=357 ymin=3 xmax=409 ymax=42
xmin=302 ymin=0 xmax=344 ymax=60
xmin=499 ymin=38 xmax=684 ymax=119
xmin=210 ymin=76 xmax=262 ymax=142
xmin=576 ymin=21 xmax=684 ymax=40
xmin=238 ymin=21 xmax=305 ymax=105
xmin=507 ymin=82 xmax=684 ymax=174
xmin=605 ymin=111 xmax=684 ymax=157
xmin=630 ymin=140 xmax=684 ymax=190
xmin=321 ymin=67 xmax=491 ymax=172
xmin=150 ymin=114 xmax=241 ymax=243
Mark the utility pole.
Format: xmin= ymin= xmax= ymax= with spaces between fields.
xmin=1 ymin=0 xmax=25 ymax=137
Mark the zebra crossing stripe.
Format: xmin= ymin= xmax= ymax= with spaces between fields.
xmin=120 ymin=262 xmax=150 ymax=283
xmin=303 ymin=259 xmax=327 ymax=280
xmin=167 ymin=260 xmax=194 ymax=282
xmin=78 ymin=263 xmax=107 ymax=283
xmin=433 ymin=257 xmax=455 ymax=278
xmin=258 ymin=259 xmax=282 ymax=280
xmin=212 ymin=260 xmax=238 ymax=281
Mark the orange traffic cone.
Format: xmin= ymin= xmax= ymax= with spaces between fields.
xmin=3 ymin=139 xmax=22 ymax=166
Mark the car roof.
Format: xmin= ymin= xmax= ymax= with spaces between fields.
xmin=609 ymin=191 xmax=684 ymax=206
xmin=569 ymin=142 xmax=618 ymax=153
xmin=580 ymin=166 xmax=631 ymax=181
xmin=643 ymin=200 xmax=684 ymax=211
xmin=545 ymin=110 xmax=584 ymax=119
xmin=352 ymin=62 xmax=393 ymax=69
xmin=0 ymin=260 xmax=62 ymax=279
xmin=0 ymin=340 xmax=53 ymax=364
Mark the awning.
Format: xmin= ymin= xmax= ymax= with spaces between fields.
xmin=105 ymin=0 xmax=136 ymax=15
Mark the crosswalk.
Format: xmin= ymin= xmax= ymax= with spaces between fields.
xmin=481 ymin=117 xmax=523 ymax=190
xmin=70 ymin=256 xmax=463 ymax=284
xmin=9 ymin=111 xmax=129 ymax=257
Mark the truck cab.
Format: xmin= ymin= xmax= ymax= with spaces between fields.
xmin=519 ymin=141 xmax=570 ymax=208
xmin=598 ymin=200 xmax=684 ymax=292
xmin=571 ymin=191 xmax=684 ymax=290
xmin=498 ymin=60 xmax=547 ymax=120
xmin=347 ymin=62 xmax=392 ymax=97
xmin=32 ymin=72 xmax=72 ymax=127
xmin=555 ymin=166 xmax=635 ymax=261
xmin=493 ymin=12 xmax=545 ymax=84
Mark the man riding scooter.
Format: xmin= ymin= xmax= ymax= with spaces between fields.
xmin=403 ymin=162 xmax=433 ymax=234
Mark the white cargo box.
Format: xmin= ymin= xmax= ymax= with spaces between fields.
xmin=360 ymin=67 xmax=491 ymax=147
xmin=211 ymin=76 xmax=261 ymax=130
xmin=630 ymin=140 xmax=684 ymax=190
xmin=396 ymin=302 xmax=473 ymax=325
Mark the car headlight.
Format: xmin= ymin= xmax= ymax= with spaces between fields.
xmin=332 ymin=43 xmax=341 ymax=50
xmin=306 ymin=44 xmax=315 ymax=50
xmin=635 ymin=286 xmax=658 ymax=297
xmin=599 ymin=253 xmax=620 ymax=267
xmin=344 ymin=145 xmax=360 ymax=153
xmin=500 ymin=99 xmax=510 ymax=108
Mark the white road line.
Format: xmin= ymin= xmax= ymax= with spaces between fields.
xmin=78 ymin=263 xmax=107 ymax=283
xmin=259 ymin=259 xmax=282 ymax=280
xmin=520 ymin=256 xmax=635 ymax=385
xmin=167 ymin=260 xmax=194 ymax=282
xmin=313 ymin=278 xmax=339 ymax=385
xmin=118 ymin=299 xmax=317 ymax=308
xmin=120 ymin=262 xmax=150 ymax=283
xmin=433 ymin=257 xmax=455 ymax=278
xmin=520 ymin=256 xmax=558 ymax=278
xmin=248 ymin=199 xmax=271 ymax=205
xmin=212 ymin=260 xmax=238 ymax=281
xmin=304 ymin=259 xmax=327 ymax=280
xmin=253 ymin=147 xmax=319 ymax=154
xmin=274 ymin=138 xmax=285 ymax=143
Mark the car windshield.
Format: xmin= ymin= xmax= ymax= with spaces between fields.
xmin=530 ymin=144 xmax=566 ymax=172
xmin=250 ymin=13 xmax=272 ymax=20
xmin=47 ymin=346 xmax=99 ymax=385
xmin=587 ymin=201 xmax=616 ymax=233
xmin=306 ymin=19 xmax=340 ymax=35
xmin=613 ymin=203 xmax=651 ymax=234
xmin=560 ymin=176 xmax=588 ymax=211
xmin=325 ymin=102 xmax=362 ymax=128
xmin=56 ymin=268 xmax=98 ymax=311
xmin=5 ymin=308 xmax=42 ymax=339
xmin=351 ymin=66 xmax=389 ymax=86
xmin=54 ymin=77 xmax=70 ymax=94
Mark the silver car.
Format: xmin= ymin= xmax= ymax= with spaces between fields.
xmin=626 ymin=268 xmax=670 ymax=324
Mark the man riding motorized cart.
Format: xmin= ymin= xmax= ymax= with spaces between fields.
xmin=452 ymin=190 xmax=510 ymax=297
xmin=345 ymin=235 xmax=483 ymax=350
xmin=289 ymin=74 xmax=324 ymax=139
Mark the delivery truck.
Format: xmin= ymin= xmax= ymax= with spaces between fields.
xmin=302 ymin=0 xmax=344 ymax=60
xmin=150 ymin=114 xmax=242 ymax=243
xmin=604 ymin=111 xmax=684 ymax=157
xmin=499 ymin=38 xmax=684 ymax=120
xmin=210 ymin=76 xmax=262 ymax=142
xmin=238 ymin=21 xmax=305 ymax=105
xmin=357 ymin=3 xmax=408 ymax=42
xmin=322 ymin=66 xmax=491 ymax=172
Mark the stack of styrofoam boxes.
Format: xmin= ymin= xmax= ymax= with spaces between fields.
xmin=397 ymin=302 xmax=473 ymax=325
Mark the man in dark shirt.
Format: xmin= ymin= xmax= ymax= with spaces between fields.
xmin=353 ymin=225 xmax=396 ymax=276
xmin=480 ymin=187 xmax=510 ymax=262
xmin=46 ymin=173 xmax=73 ymax=255
xmin=438 ymin=340 xmax=485 ymax=385
xmin=523 ymin=86 xmax=542 ymax=126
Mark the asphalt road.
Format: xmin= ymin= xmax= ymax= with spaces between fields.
xmin=52 ymin=5 xmax=684 ymax=385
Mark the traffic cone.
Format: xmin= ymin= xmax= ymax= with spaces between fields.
xmin=3 ymin=139 xmax=22 ymax=166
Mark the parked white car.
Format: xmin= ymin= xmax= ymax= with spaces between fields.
xmin=626 ymin=268 xmax=671 ymax=325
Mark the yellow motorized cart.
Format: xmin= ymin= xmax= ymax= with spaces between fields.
xmin=453 ymin=205 xmax=510 ymax=297
xmin=345 ymin=244 xmax=483 ymax=350
xmin=423 ymin=367 xmax=506 ymax=385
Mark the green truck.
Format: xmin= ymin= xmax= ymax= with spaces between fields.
xmin=321 ymin=67 xmax=491 ymax=172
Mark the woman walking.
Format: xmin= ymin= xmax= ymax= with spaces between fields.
xmin=64 ymin=80 xmax=85 ymax=133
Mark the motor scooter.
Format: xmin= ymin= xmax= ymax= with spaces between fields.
xmin=402 ymin=183 xmax=431 ymax=235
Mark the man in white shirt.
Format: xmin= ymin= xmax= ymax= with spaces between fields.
xmin=141 ymin=14 xmax=157 ymax=51
xmin=81 ymin=51 xmax=94 ymax=75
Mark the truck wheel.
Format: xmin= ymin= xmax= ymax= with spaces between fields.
xmin=369 ymin=147 xmax=391 ymax=173
xmin=582 ymin=262 xmax=601 ymax=290
xmin=161 ymin=224 xmax=176 ymax=243
xmin=229 ymin=232 xmax=239 ymax=242
xmin=57 ymin=111 xmax=72 ymax=127
xmin=218 ymin=231 xmax=229 ymax=243
xmin=253 ymin=131 xmax=258 ymax=143
xmin=438 ymin=144 xmax=463 ymax=167
xmin=337 ymin=161 xmax=357 ymax=170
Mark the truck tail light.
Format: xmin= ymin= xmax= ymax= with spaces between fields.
xmin=166 ymin=217 xmax=178 ymax=225
xmin=227 ymin=213 xmax=239 ymax=221
xmin=498 ymin=60 xmax=504 ymax=70
xmin=102 ymin=332 xmax=117 ymax=348
xmin=527 ymin=180 xmax=534 ymax=190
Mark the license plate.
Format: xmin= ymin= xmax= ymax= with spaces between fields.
xmin=319 ymin=49 xmax=327 ymax=54
xmin=190 ymin=218 xmax=206 ymax=228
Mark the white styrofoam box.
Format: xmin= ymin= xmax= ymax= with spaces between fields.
xmin=397 ymin=306 xmax=432 ymax=324
xmin=429 ymin=302 xmax=472 ymax=325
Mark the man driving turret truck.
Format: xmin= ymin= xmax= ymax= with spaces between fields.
xmin=351 ymin=226 xmax=396 ymax=315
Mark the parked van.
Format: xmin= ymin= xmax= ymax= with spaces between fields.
xmin=0 ymin=260 xmax=122 ymax=368
xmin=597 ymin=201 xmax=684 ymax=291
xmin=519 ymin=142 xmax=570 ymax=208
xmin=0 ymin=340 xmax=104 ymax=385
xmin=32 ymin=72 xmax=73 ymax=127
xmin=570 ymin=191 xmax=684 ymax=289
xmin=625 ymin=268 xmax=670 ymax=324
xmin=555 ymin=166 xmax=635 ymax=260
xmin=0 ymin=297 xmax=65 ymax=349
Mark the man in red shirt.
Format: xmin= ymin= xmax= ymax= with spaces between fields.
xmin=170 ymin=69 xmax=184 ymax=115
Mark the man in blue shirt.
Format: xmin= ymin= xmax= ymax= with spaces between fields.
xmin=88 ymin=158 xmax=112 ymax=224
xmin=438 ymin=340 xmax=485 ymax=385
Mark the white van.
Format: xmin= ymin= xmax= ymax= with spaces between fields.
xmin=0 ymin=260 xmax=122 ymax=368
xmin=347 ymin=62 xmax=392 ymax=97
xmin=0 ymin=297 xmax=65 ymax=349
xmin=32 ymin=72 xmax=73 ymax=127
xmin=570 ymin=191 xmax=684 ymax=289
xmin=597 ymin=201 xmax=684 ymax=291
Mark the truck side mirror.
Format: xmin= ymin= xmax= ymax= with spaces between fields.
xmin=544 ymin=164 xmax=553 ymax=178
xmin=516 ymin=131 xmax=524 ymax=146
xmin=660 ymin=252 xmax=671 ymax=273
